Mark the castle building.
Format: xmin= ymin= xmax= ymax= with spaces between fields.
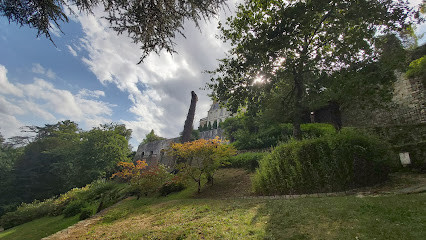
xmin=199 ymin=101 xmax=232 ymax=128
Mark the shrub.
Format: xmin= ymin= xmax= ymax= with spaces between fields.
xmin=63 ymin=200 xmax=85 ymax=218
xmin=0 ymin=198 xmax=56 ymax=229
xmin=170 ymin=137 xmax=236 ymax=193
xmin=79 ymin=207 xmax=94 ymax=220
xmin=226 ymin=152 xmax=267 ymax=171
xmin=362 ymin=124 xmax=426 ymax=171
xmin=159 ymin=182 xmax=186 ymax=196
xmin=130 ymin=164 xmax=173 ymax=198
xmin=406 ymin=55 xmax=426 ymax=82
xmin=253 ymin=130 xmax=394 ymax=195
xmin=78 ymin=179 xmax=122 ymax=202
xmin=301 ymin=123 xmax=336 ymax=139
xmin=0 ymin=179 xmax=129 ymax=229
xmin=227 ymin=122 xmax=335 ymax=150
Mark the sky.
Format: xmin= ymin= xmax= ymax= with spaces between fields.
xmin=0 ymin=0 xmax=425 ymax=149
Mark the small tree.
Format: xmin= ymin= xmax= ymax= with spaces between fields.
xmin=207 ymin=122 xmax=212 ymax=130
xmin=142 ymin=130 xmax=165 ymax=144
xmin=169 ymin=137 xmax=236 ymax=193
xmin=112 ymin=160 xmax=172 ymax=198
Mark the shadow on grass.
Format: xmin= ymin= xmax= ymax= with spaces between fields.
xmin=252 ymin=193 xmax=426 ymax=240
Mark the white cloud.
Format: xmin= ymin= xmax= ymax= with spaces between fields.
xmin=49 ymin=24 xmax=62 ymax=37
xmin=0 ymin=64 xmax=114 ymax=139
xmin=32 ymin=63 xmax=56 ymax=79
xmin=0 ymin=113 xmax=24 ymax=139
xmin=67 ymin=44 xmax=78 ymax=57
xmin=0 ymin=96 xmax=24 ymax=115
xmin=75 ymin=3 xmax=237 ymax=144
xmin=0 ymin=65 xmax=24 ymax=96
xmin=77 ymin=89 xmax=105 ymax=98
xmin=46 ymin=69 xmax=56 ymax=79
xmin=31 ymin=63 xmax=45 ymax=74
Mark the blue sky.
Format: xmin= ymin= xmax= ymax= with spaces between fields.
xmin=0 ymin=0 xmax=424 ymax=149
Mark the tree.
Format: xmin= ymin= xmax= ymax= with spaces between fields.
xmin=0 ymin=0 xmax=226 ymax=62
xmin=169 ymin=137 xmax=236 ymax=193
xmin=212 ymin=120 xmax=218 ymax=129
xmin=207 ymin=122 xmax=212 ymax=130
xmin=181 ymin=91 xmax=198 ymax=143
xmin=142 ymin=129 xmax=165 ymax=144
xmin=78 ymin=123 xmax=132 ymax=185
xmin=12 ymin=121 xmax=82 ymax=202
xmin=208 ymin=0 xmax=418 ymax=139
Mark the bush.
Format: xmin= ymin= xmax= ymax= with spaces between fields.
xmin=301 ymin=123 xmax=336 ymax=139
xmin=130 ymin=164 xmax=173 ymax=198
xmin=159 ymin=182 xmax=186 ymax=196
xmin=0 ymin=179 xmax=129 ymax=229
xmin=362 ymin=124 xmax=426 ymax=171
xmin=253 ymin=130 xmax=395 ymax=195
xmin=79 ymin=207 xmax=94 ymax=220
xmin=63 ymin=200 xmax=85 ymax=218
xmin=78 ymin=179 xmax=122 ymax=202
xmin=226 ymin=152 xmax=267 ymax=171
xmin=228 ymin=122 xmax=335 ymax=150
xmin=0 ymin=199 xmax=56 ymax=229
xmin=406 ymin=55 xmax=426 ymax=82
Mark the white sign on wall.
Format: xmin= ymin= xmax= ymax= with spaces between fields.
xmin=399 ymin=152 xmax=411 ymax=166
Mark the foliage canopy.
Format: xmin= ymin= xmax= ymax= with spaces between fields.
xmin=142 ymin=129 xmax=165 ymax=144
xmin=0 ymin=0 xmax=226 ymax=62
xmin=170 ymin=137 xmax=236 ymax=192
xmin=208 ymin=0 xmax=420 ymax=139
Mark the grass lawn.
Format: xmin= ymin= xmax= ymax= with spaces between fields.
xmin=0 ymin=215 xmax=79 ymax=240
xmin=69 ymin=193 xmax=425 ymax=240
xmin=1 ymin=169 xmax=425 ymax=240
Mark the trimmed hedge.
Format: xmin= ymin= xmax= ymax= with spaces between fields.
xmin=253 ymin=130 xmax=395 ymax=195
xmin=226 ymin=152 xmax=267 ymax=171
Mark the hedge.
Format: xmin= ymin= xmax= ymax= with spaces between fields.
xmin=253 ymin=130 xmax=395 ymax=195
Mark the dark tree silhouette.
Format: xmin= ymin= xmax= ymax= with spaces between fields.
xmin=181 ymin=91 xmax=198 ymax=143
xmin=0 ymin=0 xmax=226 ymax=62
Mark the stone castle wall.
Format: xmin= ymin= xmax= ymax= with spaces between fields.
xmin=134 ymin=129 xmax=227 ymax=168
xmin=199 ymin=128 xmax=225 ymax=140
xmin=342 ymin=73 xmax=425 ymax=127
xmin=133 ymin=137 xmax=180 ymax=168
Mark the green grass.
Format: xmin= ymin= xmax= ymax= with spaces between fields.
xmin=1 ymin=170 xmax=425 ymax=239
xmin=85 ymin=193 xmax=426 ymax=239
xmin=0 ymin=215 xmax=79 ymax=240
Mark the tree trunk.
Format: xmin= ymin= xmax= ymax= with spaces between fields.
xmin=328 ymin=101 xmax=342 ymax=131
xmin=292 ymin=75 xmax=304 ymax=140
xmin=182 ymin=91 xmax=198 ymax=143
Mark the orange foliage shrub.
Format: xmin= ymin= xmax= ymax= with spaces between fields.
xmin=112 ymin=160 xmax=171 ymax=197
xmin=111 ymin=160 xmax=148 ymax=181
xmin=169 ymin=137 xmax=236 ymax=192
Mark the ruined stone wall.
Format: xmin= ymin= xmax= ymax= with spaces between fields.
xmin=133 ymin=137 xmax=180 ymax=168
xmin=342 ymin=73 xmax=425 ymax=127
xmin=134 ymin=129 xmax=228 ymax=168
xmin=199 ymin=129 xmax=225 ymax=140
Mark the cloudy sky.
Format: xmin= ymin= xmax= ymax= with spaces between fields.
xmin=0 ymin=0 xmax=424 ymax=149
